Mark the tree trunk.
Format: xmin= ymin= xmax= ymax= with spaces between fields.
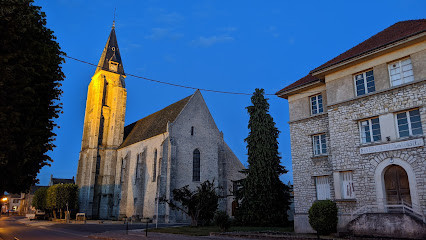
xmin=190 ymin=213 xmax=198 ymax=227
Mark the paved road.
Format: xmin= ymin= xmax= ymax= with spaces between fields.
xmin=0 ymin=216 xmax=182 ymax=240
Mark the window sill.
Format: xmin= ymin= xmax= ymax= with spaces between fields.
xmin=289 ymin=112 xmax=328 ymax=124
xmin=335 ymin=199 xmax=357 ymax=203
xmin=311 ymin=155 xmax=328 ymax=162
xmin=358 ymin=135 xmax=424 ymax=148
xmin=329 ymin=78 xmax=426 ymax=108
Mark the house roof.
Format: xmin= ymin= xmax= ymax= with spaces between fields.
xmin=50 ymin=178 xmax=75 ymax=185
xmin=276 ymin=19 xmax=426 ymax=97
xmin=96 ymin=25 xmax=125 ymax=75
xmin=119 ymin=95 xmax=192 ymax=148
xmin=275 ymin=74 xmax=320 ymax=96
xmin=28 ymin=186 xmax=48 ymax=195
xmin=311 ymin=20 xmax=426 ymax=73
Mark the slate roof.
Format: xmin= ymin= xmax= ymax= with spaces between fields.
xmin=50 ymin=178 xmax=75 ymax=185
xmin=276 ymin=19 xmax=426 ymax=96
xmin=96 ymin=26 xmax=125 ymax=75
xmin=119 ymin=95 xmax=192 ymax=148
xmin=28 ymin=186 xmax=48 ymax=195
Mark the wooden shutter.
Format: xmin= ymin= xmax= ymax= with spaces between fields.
xmin=342 ymin=171 xmax=354 ymax=199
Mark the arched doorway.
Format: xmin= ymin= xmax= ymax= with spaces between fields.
xmin=384 ymin=165 xmax=411 ymax=206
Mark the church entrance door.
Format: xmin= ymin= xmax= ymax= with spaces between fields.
xmin=384 ymin=165 xmax=411 ymax=207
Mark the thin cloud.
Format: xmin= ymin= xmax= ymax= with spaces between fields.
xmin=220 ymin=26 xmax=237 ymax=32
xmin=156 ymin=12 xmax=184 ymax=25
xmin=267 ymin=26 xmax=280 ymax=38
xmin=191 ymin=35 xmax=234 ymax=47
xmin=145 ymin=28 xmax=184 ymax=40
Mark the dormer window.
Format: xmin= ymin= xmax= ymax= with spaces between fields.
xmin=109 ymin=61 xmax=119 ymax=72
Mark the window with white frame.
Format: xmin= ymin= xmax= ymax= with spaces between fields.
xmin=359 ymin=117 xmax=381 ymax=143
xmin=310 ymin=94 xmax=323 ymax=115
xmin=313 ymin=134 xmax=327 ymax=155
xmin=315 ymin=176 xmax=331 ymax=200
xmin=341 ymin=171 xmax=355 ymax=199
xmin=388 ymin=58 xmax=414 ymax=86
xmin=396 ymin=109 xmax=423 ymax=138
xmin=354 ymin=70 xmax=375 ymax=96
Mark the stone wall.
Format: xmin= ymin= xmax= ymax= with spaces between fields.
xmin=111 ymin=90 xmax=245 ymax=223
xmin=115 ymin=133 xmax=168 ymax=220
xmin=348 ymin=213 xmax=426 ymax=239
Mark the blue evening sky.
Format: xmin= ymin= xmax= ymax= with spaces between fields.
xmin=34 ymin=0 xmax=425 ymax=185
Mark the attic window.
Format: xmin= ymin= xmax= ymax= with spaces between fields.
xmin=191 ymin=126 xmax=194 ymax=136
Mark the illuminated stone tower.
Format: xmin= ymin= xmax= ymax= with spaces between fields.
xmin=76 ymin=24 xmax=127 ymax=219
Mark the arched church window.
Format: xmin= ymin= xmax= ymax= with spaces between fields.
xmin=152 ymin=149 xmax=157 ymax=182
xmin=193 ymin=149 xmax=200 ymax=182
xmin=120 ymin=158 xmax=126 ymax=183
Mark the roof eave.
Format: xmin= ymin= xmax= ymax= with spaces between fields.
xmin=276 ymin=80 xmax=324 ymax=99
xmin=310 ymin=32 xmax=426 ymax=78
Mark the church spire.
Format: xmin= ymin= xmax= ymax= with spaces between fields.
xmin=96 ymin=23 xmax=125 ymax=75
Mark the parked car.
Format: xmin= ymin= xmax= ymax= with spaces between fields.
xmin=35 ymin=210 xmax=47 ymax=220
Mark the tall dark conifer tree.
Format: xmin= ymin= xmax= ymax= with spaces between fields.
xmin=236 ymin=88 xmax=290 ymax=226
xmin=0 ymin=0 xmax=64 ymax=194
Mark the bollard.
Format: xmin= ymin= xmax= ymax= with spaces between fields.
xmin=126 ymin=221 xmax=128 ymax=235
xmin=145 ymin=220 xmax=148 ymax=237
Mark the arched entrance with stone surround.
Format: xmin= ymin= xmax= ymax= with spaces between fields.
xmin=384 ymin=165 xmax=411 ymax=205
xmin=374 ymin=157 xmax=420 ymax=212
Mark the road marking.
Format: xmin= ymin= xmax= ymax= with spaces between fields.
xmin=38 ymin=226 xmax=86 ymax=237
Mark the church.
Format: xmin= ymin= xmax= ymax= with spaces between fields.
xmin=76 ymin=25 xmax=244 ymax=221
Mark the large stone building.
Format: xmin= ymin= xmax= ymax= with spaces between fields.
xmin=76 ymin=25 xmax=244 ymax=222
xmin=276 ymin=20 xmax=426 ymax=238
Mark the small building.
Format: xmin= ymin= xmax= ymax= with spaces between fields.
xmin=19 ymin=185 xmax=48 ymax=215
xmin=49 ymin=175 xmax=75 ymax=186
xmin=276 ymin=20 xmax=426 ymax=238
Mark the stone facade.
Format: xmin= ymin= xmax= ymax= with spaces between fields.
xmin=76 ymin=26 xmax=244 ymax=221
xmin=277 ymin=22 xmax=426 ymax=236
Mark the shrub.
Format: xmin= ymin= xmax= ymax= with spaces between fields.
xmin=308 ymin=200 xmax=338 ymax=236
xmin=214 ymin=211 xmax=231 ymax=231
xmin=161 ymin=180 xmax=218 ymax=227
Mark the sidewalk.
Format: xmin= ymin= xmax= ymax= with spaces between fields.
xmin=17 ymin=217 xmax=133 ymax=227
xmin=89 ymin=229 xmax=331 ymax=240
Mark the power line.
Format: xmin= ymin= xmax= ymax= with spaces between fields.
xmin=64 ymin=55 xmax=322 ymax=96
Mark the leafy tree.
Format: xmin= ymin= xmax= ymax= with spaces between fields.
xmin=236 ymin=88 xmax=291 ymax=226
xmin=32 ymin=187 xmax=48 ymax=210
xmin=308 ymin=200 xmax=338 ymax=237
xmin=0 ymin=0 xmax=65 ymax=195
xmin=46 ymin=184 xmax=78 ymax=219
xmin=161 ymin=180 xmax=219 ymax=227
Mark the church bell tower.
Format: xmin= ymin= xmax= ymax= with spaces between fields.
xmin=76 ymin=23 xmax=127 ymax=219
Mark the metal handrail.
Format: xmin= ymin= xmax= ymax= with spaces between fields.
xmin=350 ymin=201 xmax=425 ymax=223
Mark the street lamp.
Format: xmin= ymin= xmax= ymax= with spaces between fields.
xmin=1 ymin=197 xmax=8 ymax=215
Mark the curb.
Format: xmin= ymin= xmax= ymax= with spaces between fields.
xmin=210 ymin=232 xmax=320 ymax=239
